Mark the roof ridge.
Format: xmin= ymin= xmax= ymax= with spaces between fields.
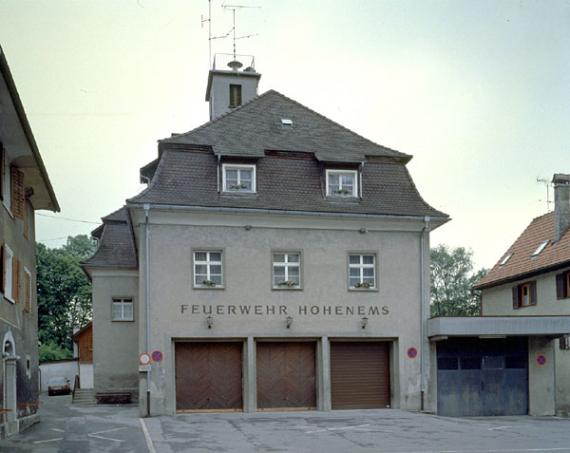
xmin=159 ymin=90 xmax=276 ymax=143
xmin=266 ymin=90 xmax=410 ymax=160
xmin=102 ymin=206 xmax=127 ymax=222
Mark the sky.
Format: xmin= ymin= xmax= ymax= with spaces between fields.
xmin=0 ymin=0 xmax=569 ymax=270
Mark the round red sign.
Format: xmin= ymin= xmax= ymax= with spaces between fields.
xmin=536 ymin=355 xmax=547 ymax=366
xmin=407 ymin=347 xmax=418 ymax=359
xmin=151 ymin=350 xmax=163 ymax=362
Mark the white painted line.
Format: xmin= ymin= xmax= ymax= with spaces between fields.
xmin=51 ymin=428 xmax=65 ymax=433
xmin=88 ymin=434 xmax=122 ymax=442
xmin=33 ymin=437 xmax=64 ymax=444
xmin=305 ymin=423 xmax=370 ymax=434
xmin=140 ymin=418 xmax=157 ymax=453
xmin=487 ymin=425 xmax=512 ymax=431
xmin=440 ymin=449 xmax=570 ymax=453
xmin=87 ymin=426 xmax=127 ymax=443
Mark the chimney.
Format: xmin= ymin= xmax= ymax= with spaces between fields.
xmin=553 ymin=173 xmax=570 ymax=241
xmin=205 ymin=54 xmax=261 ymax=121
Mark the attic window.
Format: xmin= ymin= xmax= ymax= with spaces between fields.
xmin=499 ymin=253 xmax=513 ymax=266
xmin=531 ymin=240 xmax=549 ymax=257
xmin=222 ymin=164 xmax=256 ymax=193
xmin=281 ymin=118 xmax=293 ymax=128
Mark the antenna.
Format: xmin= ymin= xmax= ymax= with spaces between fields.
xmin=221 ymin=3 xmax=260 ymax=65
xmin=201 ymin=0 xmax=213 ymax=68
xmin=537 ymin=177 xmax=553 ymax=212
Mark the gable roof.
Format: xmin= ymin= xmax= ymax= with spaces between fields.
xmin=160 ymin=89 xmax=411 ymax=163
xmin=82 ymin=207 xmax=137 ymax=270
xmin=475 ymin=212 xmax=570 ymax=289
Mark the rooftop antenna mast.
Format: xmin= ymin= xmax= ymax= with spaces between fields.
xmin=537 ymin=177 xmax=553 ymax=212
xmin=201 ymin=0 xmax=213 ymax=68
xmin=222 ymin=3 xmax=259 ymax=68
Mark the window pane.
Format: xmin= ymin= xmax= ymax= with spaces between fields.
xmin=288 ymin=266 xmax=299 ymax=277
xmin=273 ymin=266 xmax=285 ymax=277
xmin=210 ymin=265 xmax=222 ymax=275
xmin=195 ymin=264 xmax=207 ymax=275
xmin=363 ymin=276 xmax=375 ymax=286
xmin=460 ymin=357 xmax=481 ymax=370
xmin=112 ymin=303 xmax=122 ymax=320
xmin=273 ymin=254 xmax=285 ymax=263
xmin=349 ymin=277 xmax=360 ymax=287
xmin=349 ymin=267 xmax=360 ymax=277
xmin=438 ymin=357 xmax=458 ymax=370
xmin=363 ymin=268 xmax=374 ymax=277
xmin=349 ymin=255 xmax=360 ymax=265
xmin=240 ymin=180 xmax=252 ymax=191
xmin=239 ymin=169 xmax=252 ymax=181
xmin=289 ymin=274 xmax=300 ymax=285
xmin=287 ymin=254 xmax=299 ymax=263
xmin=210 ymin=275 xmax=222 ymax=285
xmin=362 ymin=255 xmax=374 ymax=265
xmin=226 ymin=169 xmax=238 ymax=179
xmin=195 ymin=252 xmax=207 ymax=262
xmin=483 ymin=356 xmax=504 ymax=369
xmin=329 ymin=174 xmax=339 ymax=185
xmin=209 ymin=252 xmax=222 ymax=262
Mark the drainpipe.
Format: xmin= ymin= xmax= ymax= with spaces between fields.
xmin=217 ymin=154 xmax=221 ymax=193
xmin=359 ymin=161 xmax=365 ymax=200
xmin=144 ymin=203 xmax=151 ymax=417
xmin=419 ymin=215 xmax=430 ymax=411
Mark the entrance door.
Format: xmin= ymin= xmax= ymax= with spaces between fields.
xmin=330 ymin=341 xmax=391 ymax=409
xmin=437 ymin=337 xmax=528 ymax=416
xmin=175 ymin=342 xmax=243 ymax=411
xmin=256 ymin=342 xmax=316 ymax=410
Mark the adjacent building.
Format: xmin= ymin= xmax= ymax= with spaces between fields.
xmin=83 ymin=57 xmax=449 ymax=415
xmin=428 ymin=174 xmax=570 ymax=417
xmin=0 ymin=46 xmax=60 ymax=436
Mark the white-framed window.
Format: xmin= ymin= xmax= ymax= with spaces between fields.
xmin=112 ymin=297 xmax=134 ymax=321
xmin=222 ymin=164 xmax=256 ymax=193
xmin=193 ymin=251 xmax=224 ymax=288
xmin=272 ymin=252 xmax=301 ymax=289
xmin=4 ymin=245 xmax=13 ymax=302
xmin=348 ymin=253 xmax=376 ymax=290
xmin=326 ymin=169 xmax=358 ymax=197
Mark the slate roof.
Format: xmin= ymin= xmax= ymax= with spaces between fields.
xmin=475 ymin=212 xmax=570 ymax=289
xmin=82 ymin=207 xmax=137 ymax=270
xmin=160 ymin=90 xmax=411 ymax=163
xmin=128 ymin=149 xmax=447 ymax=219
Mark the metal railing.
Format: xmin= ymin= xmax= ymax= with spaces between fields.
xmin=212 ymin=53 xmax=256 ymax=71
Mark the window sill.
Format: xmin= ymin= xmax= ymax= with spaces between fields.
xmin=111 ymin=319 xmax=135 ymax=322
xmin=272 ymin=287 xmax=303 ymax=291
xmin=348 ymin=287 xmax=379 ymax=293
xmin=221 ymin=191 xmax=257 ymax=197
xmin=193 ymin=285 xmax=225 ymax=290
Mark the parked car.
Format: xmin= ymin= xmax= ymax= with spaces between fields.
xmin=47 ymin=377 xmax=71 ymax=396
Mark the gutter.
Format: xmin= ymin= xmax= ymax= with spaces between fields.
xmin=126 ymin=202 xmax=449 ymax=225
xmin=144 ymin=203 xmax=151 ymax=417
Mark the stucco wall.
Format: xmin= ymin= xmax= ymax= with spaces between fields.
xmin=209 ymin=72 xmax=259 ymax=119
xmin=132 ymin=209 xmax=431 ymax=415
xmin=92 ymin=273 xmax=139 ymax=397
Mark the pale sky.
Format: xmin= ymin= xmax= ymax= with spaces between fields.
xmin=1 ymin=0 xmax=569 ymax=270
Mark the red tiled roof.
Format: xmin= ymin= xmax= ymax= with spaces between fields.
xmin=475 ymin=212 xmax=570 ymax=289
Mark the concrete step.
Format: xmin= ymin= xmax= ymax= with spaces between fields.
xmin=73 ymin=389 xmax=96 ymax=404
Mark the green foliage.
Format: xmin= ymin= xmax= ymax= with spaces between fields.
xmin=39 ymin=340 xmax=73 ymax=362
xmin=37 ymin=235 xmax=97 ymax=352
xmin=430 ymin=245 xmax=488 ymax=317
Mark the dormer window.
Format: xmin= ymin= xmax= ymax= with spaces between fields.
xmin=326 ymin=169 xmax=358 ymax=197
xmin=222 ymin=164 xmax=256 ymax=193
xmin=229 ymin=84 xmax=242 ymax=108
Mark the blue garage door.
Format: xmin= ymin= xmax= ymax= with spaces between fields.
xmin=437 ymin=337 xmax=528 ymax=417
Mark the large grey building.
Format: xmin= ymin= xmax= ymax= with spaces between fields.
xmin=0 ymin=46 xmax=60 ymax=437
xmin=83 ymin=58 xmax=448 ymax=415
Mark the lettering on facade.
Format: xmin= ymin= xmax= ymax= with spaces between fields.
xmin=180 ymin=304 xmax=389 ymax=316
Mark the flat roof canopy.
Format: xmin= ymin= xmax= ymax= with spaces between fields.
xmin=428 ymin=316 xmax=570 ymax=340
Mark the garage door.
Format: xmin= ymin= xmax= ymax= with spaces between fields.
xmin=437 ymin=337 xmax=528 ymax=416
xmin=175 ymin=342 xmax=243 ymax=411
xmin=257 ymin=342 xmax=316 ymax=410
xmin=331 ymin=342 xmax=391 ymax=409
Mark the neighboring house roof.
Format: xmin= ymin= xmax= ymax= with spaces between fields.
xmin=160 ymin=89 xmax=411 ymax=163
xmin=128 ymin=148 xmax=447 ymax=219
xmin=475 ymin=212 xmax=570 ymax=289
xmin=72 ymin=321 xmax=92 ymax=342
xmin=82 ymin=207 xmax=137 ymax=270
xmin=0 ymin=45 xmax=60 ymax=212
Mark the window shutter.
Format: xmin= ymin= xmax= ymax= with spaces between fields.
xmin=530 ymin=281 xmax=537 ymax=306
xmin=12 ymin=258 xmax=19 ymax=303
xmin=512 ymin=285 xmax=520 ymax=309
xmin=11 ymin=167 xmax=24 ymax=219
xmin=557 ymin=273 xmax=566 ymax=299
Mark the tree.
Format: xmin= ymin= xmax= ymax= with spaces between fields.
xmin=430 ymin=245 xmax=488 ymax=317
xmin=37 ymin=235 xmax=96 ymax=352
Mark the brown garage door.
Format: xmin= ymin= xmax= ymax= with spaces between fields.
xmin=175 ymin=342 xmax=243 ymax=411
xmin=257 ymin=342 xmax=316 ymax=410
xmin=331 ymin=341 xmax=391 ymax=409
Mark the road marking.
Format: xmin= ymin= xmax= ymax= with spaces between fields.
xmin=140 ymin=418 xmax=157 ymax=453
xmin=487 ymin=425 xmax=512 ymax=431
xmin=33 ymin=437 xmax=63 ymax=444
xmin=51 ymin=428 xmax=65 ymax=433
xmin=87 ymin=426 xmax=127 ymax=442
xmin=305 ymin=423 xmax=371 ymax=434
